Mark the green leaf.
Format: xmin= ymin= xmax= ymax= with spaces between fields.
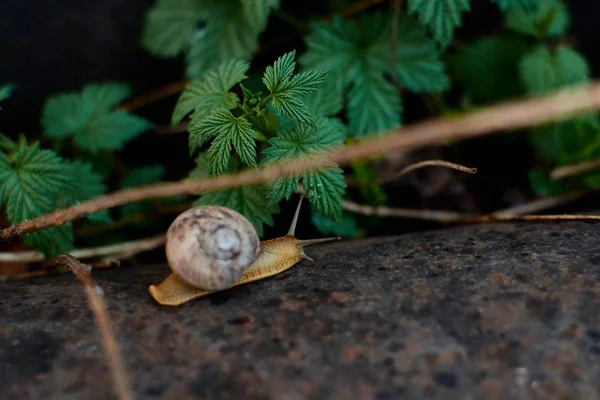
xmin=348 ymin=72 xmax=401 ymax=136
xmin=0 ymin=84 xmax=14 ymax=105
xmin=61 ymin=161 xmax=111 ymax=223
xmin=119 ymin=165 xmax=166 ymax=218
xmin=530 ymin=115 xmax=600 ymax=163
xmin=75 ymin=111 xmax=153 ymax=153
xmin=520 ymin=45 xmax=589 ymax=95
xmin=528 ymin=168 xmax=567 ymax=196
xmin=185 ymin=0 xmax=279 ymax=79
xmin=261 ymin=116 xmax=347 ymax=219
xmin=505 ymin=0 xmax=569 ymax=38
xmin=449 ymin=35 xmax=528 ymax=103
xmin=407 ymin=0 xmax=471 ymax=47
xmin=42 ymin=83 xmax=152 ymax=152
xmin=491 ymin=0 xmax=536 ymax=12
xmin=81 ymin=83 xmax=131 ymax=112
xmin=141 ymin=0 xmax=204 ymax=57
xmin=304 ymin=75 xmax=344 ymax=117
xmin=263 ymin=51 xmax=327 ymax=127
xmin=0 ymin=142 xmax=74 ymax=256
xmin=189 ymin=108 xmax=257 ymax=175
xmin=301 ymin=12 xmax=447 ymax=136
xmin=394 ymin=15 xmax=450 ymax=92
xmin=241 ymin=0 xmax=280 ymax=28
xmin=172 ymin=59 xmax=249 ymax=124
xmin=311 ymin=208 xmax=360 ymax=239
xmin=303 ymin=167 xmax=346 ymax=221
xmin=42 ymin=92 xmax=94 ymax=139
xmin=194 ymin=184 xmax=279 ymax=236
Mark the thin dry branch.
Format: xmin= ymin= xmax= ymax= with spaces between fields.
xmin=343 ymin=190 xmax=591 ymax=222
xmin=2 ymin=83 xmax=600 ymax=242
xmin=0 ymin=234 xmax=165 ymax=263
xmin=53 ymin=255 xmax=133 ymax=400
xmin=490 ymin=191 xmax=588 ymax=217
xmin=382 ymin=159 xmax=477 ymax=185
xmin=550 ymin=159 xmax=600 ymax=180
xmin=465 ymin=214 xmax=600 ymax=223
xmin=342 ymin=200 xmax=474 ymax=221
xmin=118 ymin=80 xmax=188 ymax=112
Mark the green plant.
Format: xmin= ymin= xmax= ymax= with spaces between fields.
xmin=1 ymin=0 xmax=599 ymax=257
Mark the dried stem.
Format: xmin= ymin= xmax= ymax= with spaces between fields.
xmin=381 ymin=159 xmax=477 ymax=185
xmin=550 ymin=159 xmax=600 ymax=180
xmin=76 ymin=201 xmax=193 ymax=237
xmin=342 ymin=191 xmax=591 ymax=222
xmin=0 ymin=234 xmax=165 ymax=263
xmin=465 ymin=214 xmax=600 ymax=223
xmin=155 ymin=122 xmax=189 ymax=135
xmin=342 ymin=200 xmax=474 ymax=221
xmin=53 ymin=255 xmax=133 ymax=400
xmin=2 ymin=83 xmax=600 ymax=242
xmin=118 ymin=80 xmax=188 ymax=112
xmin=490 ymin=191 xmax=588 ymax=217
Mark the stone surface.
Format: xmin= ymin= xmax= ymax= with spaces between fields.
xmin=2 ymin=222 xmax=600 ymax=399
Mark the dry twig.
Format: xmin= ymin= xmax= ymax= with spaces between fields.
xmin=550 ymin=159 xmax=600 ymax=180
xmin=118 ymin=80 xmax=188 ymax=112
xmin=0 ymin=234 xmax=165 ymax=263
xmin=490 ymin=191 xmax=589 ymax=217
xmin=52 ymin=255 xmax=133 ymax=400
xmin=2 ymin=83 xmax=600 ymax=242
xmin=341 ymin=200 xmax=474 ymax=221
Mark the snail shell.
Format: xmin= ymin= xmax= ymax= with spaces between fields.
xmin=165 ymin=205 xmax=260 ymax=290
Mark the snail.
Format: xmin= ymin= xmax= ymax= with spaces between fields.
xmin=149 ymin=195 xmax=340 ymax=306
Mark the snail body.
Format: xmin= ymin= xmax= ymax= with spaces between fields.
xmin=149 ymin=196 xmax=339 ymax=306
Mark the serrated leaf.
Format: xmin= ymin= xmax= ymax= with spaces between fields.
xmin=42 ymin=83 xmax=153 ymax=152
xmin=194 ymin=185 xmax=279 ymax=236
xmin=304 ymin=75 xmax=344 ymax=117
xmin=263 ymin=51 xmax=327 ymax=127
xmin=81 ymin=83 xmax=131 ymax=113
xmin=119 ymin=165 xmax=166 ymax=218
xmin=269 ymin=94 xmax=314 ymax=127
xmin=394 ymin=15 xmax=450 ymax=92
xmin=348 ymin=73 xmax=401 ymax=137
xmin=185 ymin=0 xmax=279 ymax=79
xmin=263 ymin=51 xmax=297 ymax=93
xmin=303 ymin=167 xmax=346 ymax=221
xmin=311 ymin=208 xmax=359 ymax=239
xmin=61 ymin=161 xmax=111 ymax=223
xmin=141 ymin=0 xmax=204 ymax=57
xmin=505 ymin=0 xmax=568 ymax=38
xmin=520 ymin=45 xmax=589 ymax=95
xmin=42 ymin=92 xmax=94 ymax=139
xmin=530 ymin=115 xmax=600 ymax=164
xmin=0 ymin=142 xmax=74 ymax=256
xmin=75 ymin=111 xmax=153 ymax=153
xmin=407 ymin=0 xmax=471 ymax=47
xmin=241 ymin=0 xmax=280 ymax=28
xmin=261 ymin=116 xmax=347 ymax=219
xmin=449 ymin=36 xmax=528 ymax=103
xmin=492 ymin=0 xmax=536 ymax=12
xmin=172 ymin=59 xmax=249 ymax=124
xmin=190 ymin=108 xmax=257 ymax=175
xmin=301 ymin=12 xmax=447 ymax=136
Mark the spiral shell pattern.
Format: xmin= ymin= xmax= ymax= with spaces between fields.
xmin=165 ymin=206 xmax=260 ymax=290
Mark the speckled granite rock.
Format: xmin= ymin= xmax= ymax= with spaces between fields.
xmin=2 ymin=222 xmax=600 ymax=399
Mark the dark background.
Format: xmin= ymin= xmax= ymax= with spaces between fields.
xmin=1 ymin=0 xmax=599 ymax=241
